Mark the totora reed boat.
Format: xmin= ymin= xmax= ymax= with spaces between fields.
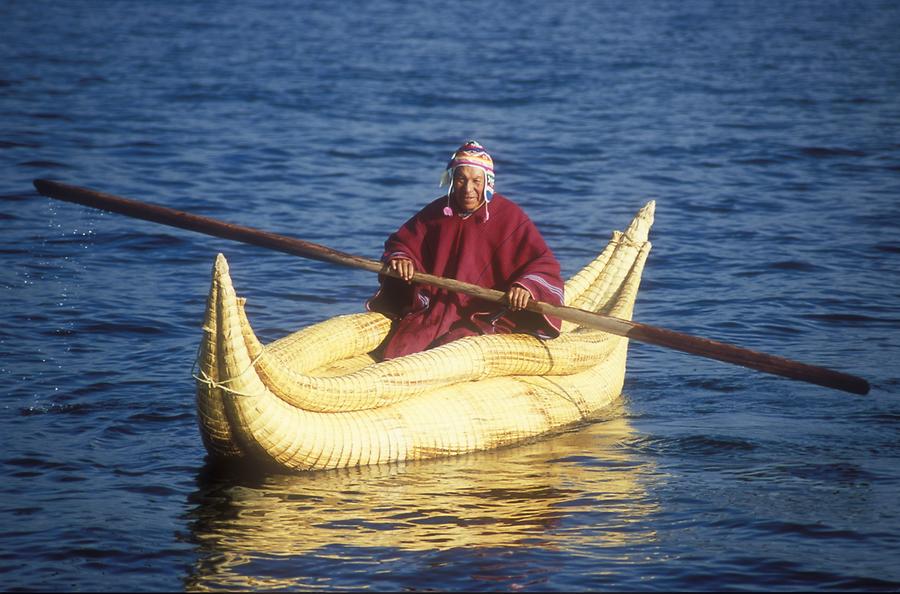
xmin=195 ymin=201 xmax=655 ymax=471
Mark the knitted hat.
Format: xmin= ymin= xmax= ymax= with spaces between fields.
xmin=439 ymin=140 xmax=495 ymax=203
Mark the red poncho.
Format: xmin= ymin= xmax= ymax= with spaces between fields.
xmin=367 ymin=194 xmax=564 ymax=359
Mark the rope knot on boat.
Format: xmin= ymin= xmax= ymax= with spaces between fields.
xmin=192 ymin=349 xmax=266 ymax=399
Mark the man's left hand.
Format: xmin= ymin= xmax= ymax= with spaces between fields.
xmin=506 ymin=286 xmax=531 ymax=311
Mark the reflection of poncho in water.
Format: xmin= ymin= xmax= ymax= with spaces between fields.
xmin=367 ymin=194 xmax=564 ymax=360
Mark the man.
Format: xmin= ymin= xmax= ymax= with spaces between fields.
xmin=367 ymin=140 xmax=564 ymax=360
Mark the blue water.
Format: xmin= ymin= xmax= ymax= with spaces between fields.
xmin=3 ymin=0 xmax=900 ymax=591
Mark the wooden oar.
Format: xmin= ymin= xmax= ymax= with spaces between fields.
xmin=33 ymin=179 xmax=871 ymax=395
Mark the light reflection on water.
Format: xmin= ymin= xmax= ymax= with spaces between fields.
xmin=184 ymin=413 xmax=658 ymax=590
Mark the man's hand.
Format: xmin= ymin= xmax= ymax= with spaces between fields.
xmin=506 ymin=285 xmax=531 ymax=311
xmin=388 ymin=257 xmax=415 ymax=283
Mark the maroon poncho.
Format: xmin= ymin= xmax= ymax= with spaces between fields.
xmin=367 ymin=194 xmax=564 ymax=360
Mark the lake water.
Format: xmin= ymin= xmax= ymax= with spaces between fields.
xmin=2 ymin=0 xmax=900 ymax=591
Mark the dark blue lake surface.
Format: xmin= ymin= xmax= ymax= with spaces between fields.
xmin=3 ymin=1 xmax=900 ymax=591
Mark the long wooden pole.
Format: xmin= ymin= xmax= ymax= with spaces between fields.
xmin=33 ymin=179 xmax=870 ymax=395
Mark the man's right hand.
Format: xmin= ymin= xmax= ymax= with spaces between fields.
xmin=388 ymin=257 xmax=415 ymax=283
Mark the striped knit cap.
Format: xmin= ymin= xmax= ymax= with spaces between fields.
xmin=439 ymin=140 xmax=495 ymax=202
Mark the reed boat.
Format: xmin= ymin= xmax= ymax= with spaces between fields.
xmin=195 ymin=201 xmax=654 ymax=471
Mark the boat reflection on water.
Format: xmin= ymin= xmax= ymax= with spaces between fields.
xmin=183 ymin=406 xmax=658 ymax=590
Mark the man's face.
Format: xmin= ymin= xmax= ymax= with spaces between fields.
xmin=451 ymin=166 xmax=486 ymax=212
